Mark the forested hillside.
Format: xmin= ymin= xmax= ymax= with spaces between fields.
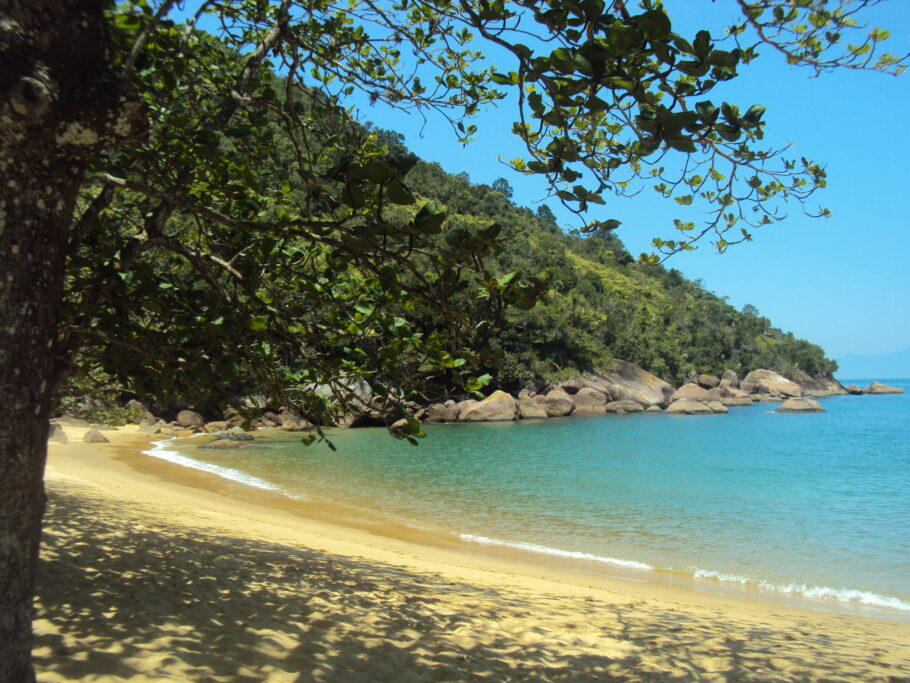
xmin=385 ymin=132 xmax=836 ymax=393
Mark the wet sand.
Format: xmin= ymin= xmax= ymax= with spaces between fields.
xmin=35 ymin=425 xmax=910 ymax=681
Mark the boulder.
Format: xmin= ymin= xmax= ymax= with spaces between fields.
xmin=604 ymin=400 xmax=644 ymax=413
xmin=572 ymin=388 xmax=608 ymax=415
xmin=125 ymin=399 xmax=156 ymax=424
xmin=705 ymin=401 xmax=728 ymax=414
xmin=454 ymin=399 xmax=478 ymax=420
xmin=720 ymin=397 xmax=754 ymax=407
xmin=697 ymin=373 xmax=720 ymax=389
xmin=137 ymin=425 xmax=162 ymax=434
xmin=518 ymin=378 xmax=548 ymax=399
xmin=176 ymin=409 xmax=205 ymax=428
xmin=863 ymin=381 xmax=904 ymax=395
xmin=645 ymin=405 xmax=663 ymax=412
xmin=740 ymin=382 xmax=759 ymax=394
xmin=669 ymin=383 xmax=715 ymax=403
xmin=544 ymin=389 xmax=575 ymax=417
xmin=753 ymin=393 xmax=783 ymax=402
xmin=720 ymin=370 xmax=739 ymax=388
xmin=570 ymin=360 xmax=674 ymax=408
xmin=720 ymin=386 xmax=751 ymax=399
xmin=214 ymin=431 xmax=254 ymax=441
xmin=789 ymin=371 xmax=848 ymax=396
xmin=52 ymin=414 xmax=90 ymax=427
xmin=459 ymin=391 xmax=517 ymax=422
xmin=200 ymin=439 xmax=246 ymax=450
xmin=776 ymin=397 xmax=825 ymax=413
xmin=666 ymin=400 xmax=714 ymax=415
xmin=558 ymin=378 xmax=585 ymax=395
xmin=843 ymin=384 xmax=864 ymax=395
xmin=740 ymin=370 xmax=802 ymax=397
xmin=83 ymin=429 xmax=110 ymax=443
xmin=517 ymin=397 xmax=548 ymax=419
xmin=204 ymin=421 xmax=230 ymax=433
xmin=90 ymin=424 xmax=120 ymax=431
xmin=48 ymin=423 xmax=67 ymax=444
xmin=281 ymin=417 xmax=313 ymax=432
xmin=426 ymin=403 xmax=459 ymax=423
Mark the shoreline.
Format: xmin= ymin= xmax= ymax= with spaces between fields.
xmin=36 ymin=425 xmax=910 ymax=680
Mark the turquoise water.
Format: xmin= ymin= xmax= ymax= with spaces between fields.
xmin=149 ymin=379 xmax=910 ymax=615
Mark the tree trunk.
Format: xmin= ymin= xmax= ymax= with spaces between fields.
xmin=0 ymin=3 xmax=145 ymax=680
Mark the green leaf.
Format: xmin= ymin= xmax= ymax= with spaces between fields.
xmin=248 ymin=316 xmax=268 ymax=331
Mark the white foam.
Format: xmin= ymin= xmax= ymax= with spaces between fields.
xmin=143 ymin=439 xmax=281 ymax=492
xmin=460 ymin=533 xmax=654 ymax=571
xmin=692 ymin=568 xmax=910 ymax=612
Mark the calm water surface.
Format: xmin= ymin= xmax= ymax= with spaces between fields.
xmin=150 ymin=378 xmax=910 ymax=616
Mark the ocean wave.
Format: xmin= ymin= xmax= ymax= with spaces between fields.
xmin=459 ymin=533 xmax=654 ymax=571
xmin=143 ymin=438 xmax=282 ymax=493
xmin=692 ymin=568 xmax=910 ymax=611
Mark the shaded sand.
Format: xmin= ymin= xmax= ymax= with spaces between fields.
xmin=35 ymin=428 xmax=910 ymax=681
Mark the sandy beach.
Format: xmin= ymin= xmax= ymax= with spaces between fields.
xmin=34 ymin=426 xmax=910 ymax=681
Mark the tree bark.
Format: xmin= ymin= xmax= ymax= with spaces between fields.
xmin=0 ymin=2 xmax=146 ymax=680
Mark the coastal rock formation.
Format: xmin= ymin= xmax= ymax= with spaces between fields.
xmin=214 ymin=432 xmax=254 ymax=441
xmin=666 ymin=400 xmax=714 ymax=415
xmin=669 ymin=383 xmax=716 ymax=403
xmin=518 ymin=397 xmax=548 ymax=419
xmin=200 ymin=439 xmax=246 ymax=450
xmin=558 ymin=378 xmax=585 ymax=395
xmin=843 ymin=384 xmax=864 ymax=395
xmin=863 ymin=381 xmax=903 ymax=395
xmin=604 ymin=400 xmax=645 ymax=413
xmin=137 ymin=425 xmax=162 ymax=434
xmin=83 ymin=429 xmax=110 ymax=443
xmin=645 ymin=405 xmax=663 ymax=412
xmin=455 ymin=399 xmax=478 ymax=420
xmin=176 ymin=410 xmax=205 ymax=428
xmin=776 ymin=397 xmax=825 ymax=413
xmin=720 ymin=370 xmax=739 ymax=388
xmin=705 ymin=401 xmax=728 ymax=414
xmin=544 ymin=389 xmax=575 ymax=417
xmin=789 ymin=371 xmax=848 ymax=396
xmin=52 ymin=414 xmax=91 ymax=427
xmin=48 ymin=423 xmax=67 ymax=444
xmin=573 ymin=360 xmax=674 ymax=408
xmin=697 ymin=374 xmax=720 ymax=389
xmin=753 ymin=394 xmax=784 ymax=402
xmin=720 ymin=397 xmax=753 ymax=407
xmin=572 ymin=388 xmax=608 ymax=415
xmin=426 ymin=403 xmax=459 ymax=423
xmin=740 ymin=370 xmax=802 ymax=397
xmin=720 ymin=386 xmax=751 ymax=399
xmin=204 ymin=421 xmax=230 ymax=433
xmin=460 ymin=391 xmax=517 ymax=422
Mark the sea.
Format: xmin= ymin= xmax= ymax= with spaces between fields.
xmin=146 ymin=378 xmax=910 ymax=619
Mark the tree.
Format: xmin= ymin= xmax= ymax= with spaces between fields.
xmin=0 ymin=0 xmax=903 ymax=678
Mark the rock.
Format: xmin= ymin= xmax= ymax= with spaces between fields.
xmin=204 ymin=421 xmax=230 ymax=433
xmin=740 ymin=382 xmax=759 ymax=394
xmin=666 ymin=400 xmax=714 ymax=415
xmin=52 ymin=414 xmax=90 ymax=427
xmin=645 ymin=405 xmax=663 ymax=412
xmin=740 ymin=370 xmax=802 ymax=397
xmin=214 ymin=431 xmax=254 ymax=441
xmin=669 ymin=383 xmax=715 ymax=403
xmin=720 ymin=370 xmax=739 ymax=388
xmin=83 ymin=429 xmax=110 ymax=443
xmin=460 ymin=391 xmax=517 ymax=422
xmin=200 ymin=439 xmax=246 ymax=450
xmin=426 ymin=403 xmax=459 ymax=423
xmin=863 ymin=381 xmax=904 ymax=395
xmin=281 ymin=419 xmax=313 ymax=432
xmin=776 ymin=397 xmax=825 ymax=413
xmin=558 ymin=378 xmax=585 ymax=395
xmin=685 ymin=368 xmax=699 ymax=384
xmin=517 ymin=397 xmax=548 ymax=419
xmin=137 ymin=425 xmax=162 ymax=434
xmin=125 ymin=399 xmax=156 ymax=424
xmin=454 ymin=399 xmax=478 ymax=421
xmin=90 ymin=424 xmax=120 ymax=431
xmin=753 ymin=393 xmax=783 ymax=402
xmin=48 ymin=423 xmax=67 ymax=444
xmin=720 ymin=386 xmax=751 ymax=399
xmin=518 ymin=378 xmax=548 ymax=399
xmin=720 ymin=397 xmax=754 ymax=407
xmin=789 ymin=371 xmax=848 ymax=396
xmin=697 ymin=374 xmax=720 ymax=389
xmin=604 ymin=400 xmax=644 ymax=413
xmin=176 ymin=409 xmax=205 ymax=428
xmin=572 ymin=388 xmax=608 ymax=415
xmin=843 ymin=384 xmax=864 ymax=395
xmin=705 ymin=401 xmax=728 ymax=414
xmin=563 ymin=360 xmax=674 ymax=408
xmin=544 ymin=389 xmax=575 ymax=417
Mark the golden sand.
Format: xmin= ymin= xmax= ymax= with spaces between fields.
xmin=35 ymin=425 xmax=910 ymax=681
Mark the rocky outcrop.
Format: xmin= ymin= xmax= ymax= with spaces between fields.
xmin=52 ymin=414 xmax=90 ymax=427
xmin=740 ymin=370 xmax=802 ymax=397
xmin=544 ymin=389 xmax=575 ymax=417
xmin=569 ymin=360 xmax=674 ymax=408
xmin=720 ymin=370 xmax=739 ymax=388
xmin=454 ymin=399 xmax=478 ymax=420
xmin=843 ymin=384 xmax=864 ymax=395
xmin=558 ymin=378 xmax=585 ymax=395
xmin=83 ymin=429 xmax=110 ymax=443
xmin=645 ymin=405 xmax=663 ymax=412
xmin=666 ymin=400 xmax=714 ymax=415
xmin=176 ymin=409 xmax=205 ymax=428
xmin=200 ymin=439 xmax=247 ymax=450
xmin=720 ymin=397 xmax=753 ymax=407
xmin=697 ymin=374 xmax=720 ymax=389
xmin=776 ymin=397 xmax=825 ymax=413
xmin=705 ymin=401 xmax=728 ymax=414
xmin=789 ymin=371 xmax=848 ymax=396
xmin=572 ymin=388 xmax=608 ymax=415
xmin=426 ymin=403 xmax=459 ymax=423
xmin=863 ymin=381 xmax=903 ymax=395
xmin=604 ymin=400 xmax=644 ymax=413
xmin=518 ymin=397 xmax=548 ymax=419
xmin=460 ymin=390 xmax=518 ymax=422
xmin=48 ymin=423 xmax=67 ymax=444
xmin=669 ymin=383 xmax=716 ymax=403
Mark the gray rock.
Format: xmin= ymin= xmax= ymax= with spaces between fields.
xmin=176 ymin=410 xmax=205 ymax=428
xmin=518 ymin=397 xmax=548 ymax=419
xmin=52 ymin=414 xmax=90 ymax=427
xmin=741 ymin=370 xmax=802 ymax=397
xmin=48 ymin=423 xmax=67 ymax=444
xmin=753 ymin=393 xmax=783 ymax=403
xmin=426 ymin=403 xmax=459 ymax=423
xmin=720 ymin=370 xmax=739 ymax=388
xmin=460 ymin=390 xmax=518 ymax=422
xmin=454 ymin=399 xmax=478 ymax=421
xmin=544 ymin=389 xmax=575 ymax=417
xmin=214 ymin=431 xmax=254 ymax=441
xmin=863 ymin=381 xmax=904 ymax=395
xmin=666 ymin=400 xmax=714 ymax=415
xmin=697 ymin=374 xmax=721 ymax=389
xmin=204 ymin=421 xmax=230 ymax=433
xmin=670 ymin=383 xmax=715 ymax=403
xmin=137 ymin=425 xmax=162 ymax=434
xmin=720 ymin=397 xmax=754 ymax=407
xmin=572 ymin=388 xmax=608 ymax=415
xmin=843 ymin=384 xmax=864 ymax=395
xmin=562 ymin=360 xmax=674 ymax=408
xmin=776 ymin=397 xmax=825 ymax=413
xmin=558 ymin=378 xmax=585 ymax=395
xmin=645 ymin=405 xmax=663 ymax=412
xmin=705 ymin=401 xmax=728 ymax=414
xmin=200 ymin=439 xmax=246 ymax=450
xmin=84 ymin=429 xmax=110 ymax=443
xmin=604 ymin=400 xmax=644 ymax=413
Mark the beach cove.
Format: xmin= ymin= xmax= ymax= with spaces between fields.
xmin=36 ymin=423 xmax=910 ymax=681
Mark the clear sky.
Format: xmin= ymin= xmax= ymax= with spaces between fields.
xmin=349 ymin=0 xmax=910 ymax=361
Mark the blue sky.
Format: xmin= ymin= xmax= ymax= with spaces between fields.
xmin=348 ymin=1 xmax=910 ymax=360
